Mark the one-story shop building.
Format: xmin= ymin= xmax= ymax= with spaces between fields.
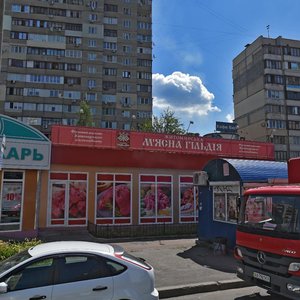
xmin=0 ymin=115 xmax=282 ymax=241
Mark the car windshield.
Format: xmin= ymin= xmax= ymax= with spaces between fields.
xmin=239 ymin=194 xmax=300 ymax=234
xmin=0 ymin=249 xmax=31 ymax=274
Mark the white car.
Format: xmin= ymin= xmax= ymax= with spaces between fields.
xmin=0 ymin=241 xmax=159 ymax=300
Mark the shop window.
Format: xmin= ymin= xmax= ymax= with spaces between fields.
xmin=96 ymin=173 xmax=132 ymax=225
xmin=49 ymin=172 xmax=87 ymax=226
xmin=212 ymin=184 xmax=239 ymax=224
xmin=0 ymin=171 xmax=24 ymax=231
xmin=179 ymin=176 xmax=198 ymax=223
xmin=139 ymin=175 xmax=172 ymax=224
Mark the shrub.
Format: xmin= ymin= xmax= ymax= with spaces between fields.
xmin=0 ymin=238 xmax=41 ymax=261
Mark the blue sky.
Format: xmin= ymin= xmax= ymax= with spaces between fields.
xmin=151 ymin=0 xmax=300 ymax=135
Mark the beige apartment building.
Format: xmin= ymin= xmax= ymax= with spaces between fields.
xmin=0 ymin=0 xmax=152 ymax=136
xmin=233 ymin=35 xmax=300 ymax=161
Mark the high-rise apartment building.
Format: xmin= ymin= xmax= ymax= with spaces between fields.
xmin=233 ymin=35 xmax=300 ymax=161
xmin=0 ymin=0 xmax=152 ymax=135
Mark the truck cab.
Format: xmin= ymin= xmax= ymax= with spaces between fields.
xmin=235 ymin=186 xmax=300 ymax=299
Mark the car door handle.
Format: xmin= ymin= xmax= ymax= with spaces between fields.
xmin=29 ymin=296 xmax=47 ymax=300
xmin=93 ymin=286 xmax=108 ymax=291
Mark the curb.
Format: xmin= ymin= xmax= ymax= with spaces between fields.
xmin=158 ymin=279 xmax=253 ymax=299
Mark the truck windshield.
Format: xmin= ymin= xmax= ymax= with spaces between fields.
xmin=239 ymin=194 xmax=300 ymax=234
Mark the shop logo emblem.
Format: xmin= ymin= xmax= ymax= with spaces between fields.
xmin=257 ymin=251 xmax=266 ymax=264
xmin=117 ymin=131 xmax=130 ymax=148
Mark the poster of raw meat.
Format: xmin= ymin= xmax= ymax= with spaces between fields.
xmin=96 ymin=182 xmax=114 ymax=218
xmin=114 ymin=183 xmax=131 ymax=217
xmin=227 ymin=193 xmax=238 ymax=222
xmin=180 ymin=184 xmax=195 ymax=216
xmin=97 ymin=182 xmax=131 ymax=218
xmin=214 ymin=194 xmax=226 ymax=221
xmin=1 ymin=182 xmax=22 ymax=222
xmin=69 ymin=182 xmax=87 ymax=218
xmin=51 ymin=183 xmax=66 ymax=219
xmin=157 ymin=184 xmax=171 ymax=217
xmin=140 ymin=183 xmax=155 ymax=217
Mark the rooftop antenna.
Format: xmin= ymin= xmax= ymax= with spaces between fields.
xmin=266 ymin=25 xmax=270 ymax=38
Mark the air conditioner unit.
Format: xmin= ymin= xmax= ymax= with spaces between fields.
xmin=193 ymin=171 xmax=208 ymax=186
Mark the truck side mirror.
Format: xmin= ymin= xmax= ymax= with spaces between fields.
xmin=236 ymin=196 xmax=242 ymax=217
xmin=0 ymin=282 xmax=8 ymax=293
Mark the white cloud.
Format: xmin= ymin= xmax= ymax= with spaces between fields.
xmin=226 ymin=113 xmax=234 ymax=123
xmin=152 ymin=71 xmax=220 ymax=117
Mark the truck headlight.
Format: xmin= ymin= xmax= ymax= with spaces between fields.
xmin=288 ymin=263 xmax=300 ymax=272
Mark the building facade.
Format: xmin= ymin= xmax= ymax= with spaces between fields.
xmin=0 ymin=0 xmax=152 ymax=136
xmin=233 ymin=35 xmax=300 ymax=161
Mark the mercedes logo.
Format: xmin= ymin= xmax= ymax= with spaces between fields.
xmin=257 ymin=251 xmax=266 ymax=264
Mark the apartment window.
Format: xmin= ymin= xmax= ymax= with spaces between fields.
xmin=265 ymin=104 xmax=284 ymax=114
xmin=12 ymin=4 xmax=29 ymax=13
xmin=138 ymin=97 xmax=151 ymax=105
xmin=266 ymin=89 xmax=283 ymax=99
xmin=288 ymin=106 xmax=300 ymax=115
xmin=101 ymin=121 xmax=116 ymax=129
xmin=88 ymin=53 xmax=97 ymax=61
xmin=122 ymin=46 xmax=131 ymax=53
xmin=264 ymin=45 xmax=281 ymax=55
xmin=290 ymin=151 xmax=300 ymax=158
xmin=121 ymin=97 xmax=131 ymax=106
xmin=287 ymin=91 xmax=300 ymax=100
xmin=267 ymin=119 xmax=286 ymax=129
xmin=87 ymin=79 xmax=96 ymax=88
xmin=123 ymin=33 xmax=131 ymax=40
xmin=102 ymin=95 xmax=116 ymax=103
xmin=289 ymin=121 xmax=300 ymax=130
xmin=137 ymin=22 xmax=151 ymax=30
xmin=4 ymin=102 xmax=23 ymax=111
xmin=137 ymin=72 xmax=152 ymax=80
xmin=123 ymin=123 xmax=131 ymax=130
xmin=265 ymin=74 xmax=284 ymax=84
xmin=123 ymin=58 xmax=131 ymax=65
xmin=123 ymin=8 xmax=131 ymax=15
xmin=88 ymin=40 xmax=96 ymax=47
xmin=86 ymin=93 xmax=96 ymax=101
xmin=88 ymin=26 xmax=97 ymax=34
xmin=103 ymin=42 xmax=117 ymax=50
xmin=103 ymin=81 xmax=116 ymax=90
xmin=6 ymin=87 xmax=24 ymax=96
xmin=122 ymin=71 xmax=131 ymax=78
xmin=104 ymin=29 xmax=117 ymax=37
xmin=103 ymin=17 xmax=117 ymax=25
xmin=102 ymin=108 xmax=115 ymax=116
xmin=137 ymin=35 xmax=152 ymax=42
xmin=103 ymin=55 xmax=117 ymax=63
xmin=137 ymin=111 xmax=151 ymax=118
xmin=123 ymin=20 xmax=131 ymax=28
xmin=275 ymin=151 xmax=287 ymax=161
xmin=290 ymin=136 xmax=300 ymax=145
xmin=122 ymin=83 xmax=131 ymax=92
xmin=265 ymin=60 xmax=282 ymax=69
xmin=122 ymin=110 xmax=130 ymax=117
xmin=137 ymin=84 xmax=151 ymax=92
xmin=273 ymin=135 xmax=287 ymax=145
xmin=88 ymin=66 xmax=97 ymax=73
xmin=89 ymin=14 xmax=97 ymax=22
xmin=104 ymin=4 xmax=118 ymax=12
xmin=137 ymin=59 xmax=152 ymax=67
xmin=103 ymin=68 xmax=117 ymax=76
xmin=284 ymin=47 xmax=300 ymax=57
xmin=23 ymin=103 xmax=37 ymax=111
xmin=288 ymin=62 xmax=300 ymax=70
xmin=11 ymin=32 xmax=27 ymax=40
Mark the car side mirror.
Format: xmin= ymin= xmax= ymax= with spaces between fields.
xmin=0 ymin=282 xmax=8 ymax=293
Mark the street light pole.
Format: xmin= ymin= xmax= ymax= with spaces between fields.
xmin=187 ymin=121 xmax=194 ymax=132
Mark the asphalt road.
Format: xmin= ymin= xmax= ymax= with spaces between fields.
xmin=162 ymin=286 xmax=289 ymax=300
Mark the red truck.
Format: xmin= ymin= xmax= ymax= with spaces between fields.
xmin=235 ymin=158 xmax=300 ymax=299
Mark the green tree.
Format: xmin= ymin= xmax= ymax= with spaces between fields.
xmin=140 ymin=108 xmax=186 ymax=134
xmin=77 ymin=101 xmax=94 ymax=127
